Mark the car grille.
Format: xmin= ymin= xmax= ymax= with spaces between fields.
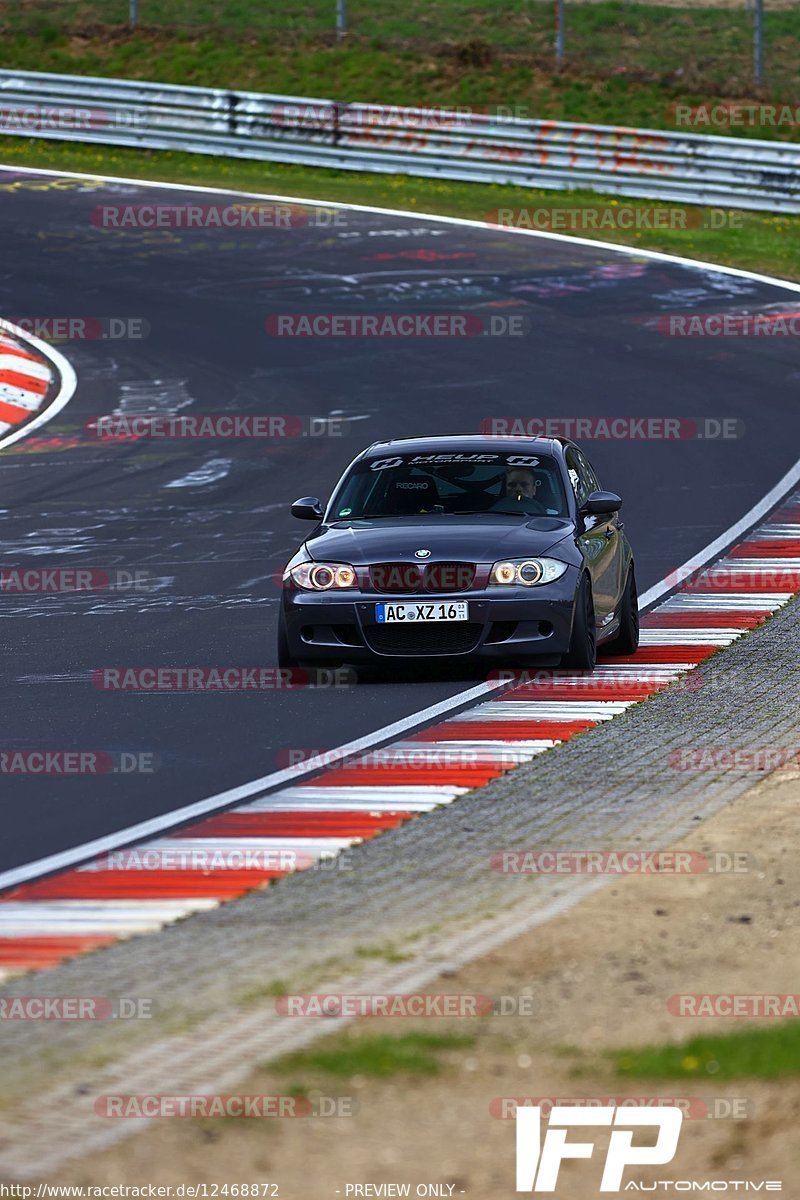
xmin=368 ymin=562 xmax=475 ymax=594
xmin=365 ymin=622 xmax=483 ymax=656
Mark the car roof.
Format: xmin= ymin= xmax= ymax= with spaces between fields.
xmin=359 ymin=434 xmax=567 ymax=460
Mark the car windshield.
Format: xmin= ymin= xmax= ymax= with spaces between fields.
xmin=328 ymin=452 xmax=569 ymax=520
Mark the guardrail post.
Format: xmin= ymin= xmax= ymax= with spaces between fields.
xmin=226 ymin=92 xmax=239 ymax=136
xmin=555 ymin=0 xmax=565 ymax=66
xmin=753 ymin=0 xmax=764 ymax=85
xmin=129 ymin=0 xmax=138 ymax=28
xmin=336 ymin=0 xmax=346 ymax=40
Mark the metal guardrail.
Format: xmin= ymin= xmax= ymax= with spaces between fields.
xmin=1 ymin=69 xmax=800 ymax=212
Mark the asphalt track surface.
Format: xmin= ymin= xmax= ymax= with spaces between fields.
xmin=2 ymin=165 xmax=800 ymax=873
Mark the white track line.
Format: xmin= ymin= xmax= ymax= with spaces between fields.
xmin=660 ymin=593 xmax=789 ymax=610
xmin=1 ymin=162 xmax=799 ymax=891
xmin=0 ymin=683 xmax=501 ymax=890
xmin=135 ymin=836 xmax=357 ymax=857
xmin=0 ymin=899 xmax=217 ymax=937
xmin=241 ymin=787 xmax=467 ymax=812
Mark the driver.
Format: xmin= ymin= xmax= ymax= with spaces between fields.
xmin=489 ymin=465 xmax=543 ymax=513
xmin=504 ymin=466 xmax=539 ymax=502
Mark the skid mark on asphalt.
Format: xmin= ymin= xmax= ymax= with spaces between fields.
xmin=164 ymin=457 xmax=233 ymax=488
xmin=0 ymin=497 xmax=284 ymax=614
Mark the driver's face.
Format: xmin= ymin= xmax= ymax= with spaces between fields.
xmin=506 ymin=469 xmax=536 ymax=499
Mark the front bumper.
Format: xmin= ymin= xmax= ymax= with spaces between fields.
xmin=281 ymin=572 xmax=579 ymax=662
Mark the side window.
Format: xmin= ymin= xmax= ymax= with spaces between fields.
xmin=565 ymin=447 xmax=593 ymax=506
xmin=575 ymin=449 xmax=601 ymax=494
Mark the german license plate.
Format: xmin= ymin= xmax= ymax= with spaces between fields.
xmin=375 ymin=601 xmax=469 ymax=624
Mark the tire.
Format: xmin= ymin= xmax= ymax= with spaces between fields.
xmin=603 ymin=566 xmax=640 ymax=656
xmin=563 ymin=575 xmax=597 ymax=672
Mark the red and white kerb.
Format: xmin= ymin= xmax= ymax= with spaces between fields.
xmin=0 ymin=329 xmax=55 ymax=435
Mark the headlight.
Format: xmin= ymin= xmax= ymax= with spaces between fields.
xmin=490 ymin=557 xmax=568 ymax=587
xmin=288 ymin=562 xmax=357 ymax=591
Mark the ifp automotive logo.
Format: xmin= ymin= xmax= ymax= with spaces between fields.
xmin=515 ymin=1104 xmax=683 ymax=1192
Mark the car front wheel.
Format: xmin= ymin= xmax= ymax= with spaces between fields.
xmin=603 ymin=566 xmax=640 ymax=656
xmin=563 ymin=575 xmax=597 ymax=672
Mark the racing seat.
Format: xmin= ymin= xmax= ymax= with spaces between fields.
xmin=384 ymin=472 xmax=440 ymax=514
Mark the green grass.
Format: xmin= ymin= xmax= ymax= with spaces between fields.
xmin=614 ymin=1021 xmax=800 ymax=1082
xmin=354 ymin=943 xmax=412 ymax=963
xmin=236 ymin=979 xmax=291 ymax=1006
xmin=0 ymin=1 xmax=799 ymax=136
xmin=271 ymin=1030 xmax=475 ymax=1078
xmin=2 ymin=136 xmax=800 ymax=282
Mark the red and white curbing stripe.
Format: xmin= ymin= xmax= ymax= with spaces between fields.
xmin=0 ymin=319 xmax=77 ymax=451
xmin=1 ymin=492 xmax=799 ymax=980
xmin=0 ymin=334 xmax=51 ymax=431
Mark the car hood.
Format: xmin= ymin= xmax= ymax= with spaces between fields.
xmin=305 ymin=514 xmax=575 ymax=565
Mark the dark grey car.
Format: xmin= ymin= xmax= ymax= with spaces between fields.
xmin=278 ymin=435 xmax=638 ymax=672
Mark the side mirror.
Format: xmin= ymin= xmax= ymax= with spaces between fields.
xmin=580 ymin=490 xmax=622 ymax=516
xmin=291 ymin=496 xmax=324 ymax=521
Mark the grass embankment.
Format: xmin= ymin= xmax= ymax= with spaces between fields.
xmin=614 ymin=1021 xmax=800 ymax=1082
xmin=1 ymin=0 xmax=799 ymax=135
